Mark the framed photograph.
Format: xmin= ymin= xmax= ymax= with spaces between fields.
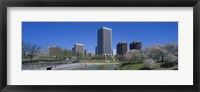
xmin=0 ymin=0 xmax=200 ymax=92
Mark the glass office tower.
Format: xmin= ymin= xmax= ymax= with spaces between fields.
xmin=97 ymin=26 xmax=112 ymax=55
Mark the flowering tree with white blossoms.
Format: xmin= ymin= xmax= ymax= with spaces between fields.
xmin=125 ymin=50 xmax=143 ymax=63
xmin=143 ymin=45 xmax=167 ymax=62
xmin=164 ymin=43 xmax=178 ymax=64
xmin=164 ymin=54 xmax=178 ymax=64
xmin=164 ymin=43 xmax=178 ymax=56
xmin=143 ymin=43 xmax=178 ymax=68
xmin=143 ymin=59 xmax=156 ymax=69
xmin=119 ymin=43 xmax=178 ymax=69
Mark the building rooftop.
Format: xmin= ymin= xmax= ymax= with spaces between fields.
xmin=118 ymin=41 xmax=127 ymax=44
xmin=101 ymin=26 xmax=112 ymax=30
xmin=75 ymin=43 xmax=84 ymax=46
xmin=47 ymin=46 xmax=60 ymax=48
xmin=131 ymin=41 xmax=141 ymax=43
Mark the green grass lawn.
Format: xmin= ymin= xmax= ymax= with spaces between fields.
xmin=154 ymin=62 xmax=162 ymax=69
xmin=155 ymin=64 xmax=178 ymax=70
xmin=116 ymin=62 xmax=178 ymax=70
xmin=154 ymin=62 xmax=178 ymax=70
xmin=116 ymin=63 xmax=144 ymax=70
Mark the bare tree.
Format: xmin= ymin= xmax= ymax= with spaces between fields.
xmin=22 ymin=41 xmax=27 ymax=57
xmin=26 ymin=43 xmax=40 ymax=62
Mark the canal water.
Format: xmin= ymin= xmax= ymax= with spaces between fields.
xmin=71 ymin=64 xmax=117 ymax=70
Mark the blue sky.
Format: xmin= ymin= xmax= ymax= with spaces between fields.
xmin=22 ymin=22 xmax=178 ymax=53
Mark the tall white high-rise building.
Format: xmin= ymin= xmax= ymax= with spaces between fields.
xmin=74 ymin=43 xmax=84 ymax=57
xmin=97 ymin=26 xmax=112 ymax=55
xmin=112 ymin=49 xmax=116 ymax=56
xmin=47 ymin=46 xmax=62 ymax=57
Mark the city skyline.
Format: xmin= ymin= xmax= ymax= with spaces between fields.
xmin=22 ymin=22 xmax=178 ymax=53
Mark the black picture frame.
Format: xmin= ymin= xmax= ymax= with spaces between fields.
xmin=0 ymin=0 xmax=200 ymax=92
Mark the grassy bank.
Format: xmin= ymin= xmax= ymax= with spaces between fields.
xmin=116 ymin=62 xmax=178 ymax=70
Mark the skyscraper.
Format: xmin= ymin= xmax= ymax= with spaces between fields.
xmin=112 ymin=49 xmax=116 ymax=56
xmin=130 ymin=41 xmax=142 ymax=50
xmin=84 ymin=49 xmax=87 ymax=56
xmin=74 ymin=43 xmax=84 ymax=57
xmin=97 ymin=26 xmax=112 ymax=55
xmin=117 ymin=42 xmax=128 ymax=55
xmin=95 ymin=46 xmax=98 ymax=55
xmin=72 ymin=47 xmax=75 ymax=56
